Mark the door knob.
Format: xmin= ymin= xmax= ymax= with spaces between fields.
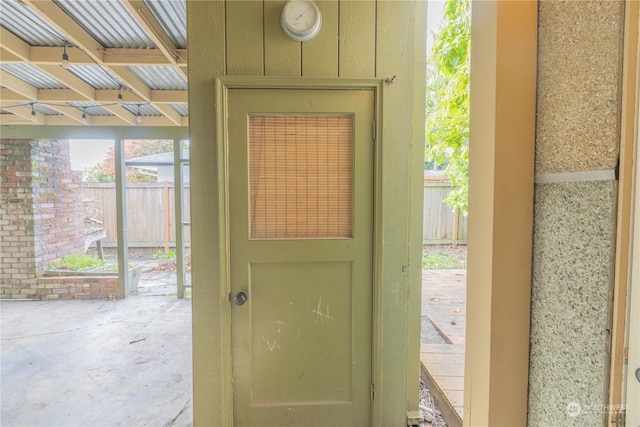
xmin=232 ymin=290 xmax=248 ymax=306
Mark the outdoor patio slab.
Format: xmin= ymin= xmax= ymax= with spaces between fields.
xmin=1 ymin=292 xmax=192 ymax=427
xmin=2 ymin=267 xmax=459 ymax=427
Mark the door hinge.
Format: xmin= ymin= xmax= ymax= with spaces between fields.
xmin=370 ymin=383 xmax=375 ymax=401
xmin=372 ymin=120 xmax=376 ymax=142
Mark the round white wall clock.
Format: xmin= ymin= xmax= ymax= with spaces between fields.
xmin=280 ymin=0 xmax=322 ymax=42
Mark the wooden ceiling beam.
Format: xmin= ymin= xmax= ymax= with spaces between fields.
xmin=36 ymin=64 xmax=95 ymax=100
xmin=0 ymin=101 xmax=43 ymax=124
xmin=44 ymin=103 xmax=90 ymax=125
xmin=1 ymin=0 xmax=190 ymax=127
xmin=100 ymin=105 xmax=139 ymax=126
xmin=129 ymin=116 xmax=181 ymax=127
xmin=37 ymin=89 xmax=86 ymax=102
xmin=121 ymin=0 xmax=188 ymax=81
xmin=21 ymin=1 xmax=151 ymax=103
xmin=106 ymin=65 xmax=152 ymax=101
xmin=29 ymin=46 xmax=93 ymax=66
xmin=20 ymin=0 xmax=105 ymax=63
xmin=154 ymin=104 xmax=182 ymax=126
xmin=0 ymin=114 xmax=34 ymax=126
xmin=0 ymin=69 xmax=38 ymax=100
xmin=103 ymin=48 xmax=178 ymax=66
xmin=1 ymin=88 xmax=187 ymax=105
xmin=0 ymin=27 xmax=30 ymax=60
xmin=150 ymin=90 xmax=188 ymax=104
xmin=0 ymin=47 xmax=22 ymax=63
xmin=30 ymin=46 xmax=186 ymax=67
xmin=0 ymin=88 xmax=30 ymax=101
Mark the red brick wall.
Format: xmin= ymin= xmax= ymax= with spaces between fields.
xmin=31 ymin=140 xmax=84 ymax=271
xmin=1 ymin=139 xmax=85 ymax=299
xmin=0 ymin=140 xmax=37 ymax=298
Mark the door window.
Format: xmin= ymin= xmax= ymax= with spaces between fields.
xmin=249 ymin=114 xmax=353 ymax=239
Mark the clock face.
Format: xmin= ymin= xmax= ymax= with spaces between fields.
xmin=281 ymin=0 xmax=322 ymax=42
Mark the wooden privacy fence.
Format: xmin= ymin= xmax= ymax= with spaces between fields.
xmin=83 ymin=180 xmax=465 ymax=247
xmin=82 ymin=183 xmax=191 ymax=249
xmin=423 ymin=178 xmax=468 ymax=245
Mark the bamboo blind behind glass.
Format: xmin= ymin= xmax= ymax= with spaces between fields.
xmin=249 ymin=115 xmax=353 ymax=239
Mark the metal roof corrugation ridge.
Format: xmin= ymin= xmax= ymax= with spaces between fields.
xmin=0 ymin=63 xmax=67 ymax=89
xmin=67 ymin=65 xmax=123 ymax=90
xmin=18 ymin=102 xmax=61 ymax=115
xmin=170 ymin=103 xmax=188 ymax=117
xmin=127 ymin=65 xmax=186 ymax=90
xmin=53 ymin=0 xmax=155 ymax=49
xmin=145 ymin=0 xmax=187 ymax=49
xmin=123 ymin=103 xmax=161 ymax=117
xmin=119 ymin=103 xmax=159 ymax=117
xmin=68 ymin=102 xmax=114 ymax=117
xmin=0 ymin=0 xmax=67 ymax=46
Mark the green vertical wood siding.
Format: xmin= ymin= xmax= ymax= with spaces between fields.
xmin=264 ymin=0 xmax=301 ymax=76
xmin=339 ymin=1 xmax=376 ymax=78
xmin=226 ymin=0 xmax=264 ymax=75
xmin=302 ymin=0 xmax=339 ymax=77
xmin=187 ymin=0 xmax=425 ymax=425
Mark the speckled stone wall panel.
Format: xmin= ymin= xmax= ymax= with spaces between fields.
xmin=528 ymin=180 xmax=617 ymax=427
xmin=535 ymin=1 xmax=624 ymax=174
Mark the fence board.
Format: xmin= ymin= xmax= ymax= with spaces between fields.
xmin=422 ymin=181 xmax=468 ymax=244
xmin=83 ymin=181 xmax=463 ymax=247
xmin=83 ymin=183 xmax=191 ymax=249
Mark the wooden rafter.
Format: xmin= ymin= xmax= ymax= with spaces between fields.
xmin=121 ymin=0 xmax=188 ymax=81
xmin=0 ymin=0 xmax=188 ymax=127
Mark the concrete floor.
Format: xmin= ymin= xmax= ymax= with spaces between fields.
xmin=1 ymin=266 xmax=463 ymax=427
xmin=1 ymin=286 xmax=192 ymax=427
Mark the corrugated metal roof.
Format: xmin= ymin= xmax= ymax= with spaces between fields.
xmin=146 ymin=0 xmax=187 ymax=49
xmin=127 ymin=65 xmax=186 ymax=90
xmin=170 ymin=103 xmax=188 ymax=117
xmin=0 ymin=0 xmax=67 ymax=46
xmin=17 ymin=102 xmax=61 ymax=115
xmin=53 ymin=0 xmax=156 ymax=49
xmin=0 ymin=0 xmax=189 ymax=127
xmin=0 ymin=63 xmax=66 ymax=89
xmin=67 ymin=65 xmax=123 ymax=90
xmin=68 ymin=102 xmax=115 ymax=117
xmin=123 ymin=103 xmax=162 ymax=117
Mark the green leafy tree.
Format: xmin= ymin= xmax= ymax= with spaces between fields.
xmin=101 ymin=140 xmax=174 ymax=183
xmin=82 ymin=163 xmax=115 ymax=182
xmin=426 ymin=0 xmax=471 ymax=214
xmin=82 ymin=140 xmax=175 ymax=183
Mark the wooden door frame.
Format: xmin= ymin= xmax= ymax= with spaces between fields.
xmin=608 ymin=1 xmax=640 ymax=423
xmin=212 ymin=77 xmax=384 ymax=425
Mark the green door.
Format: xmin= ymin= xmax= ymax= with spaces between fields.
xmin=228 ymin=88 xmax=374 ymax=426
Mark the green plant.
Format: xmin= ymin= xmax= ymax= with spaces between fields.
xmin=170 ymin=289 xmax=191 ymax=297
xmin=101 ymin=263 xmax=134 ymax=272
xmin=49 ymin=254 xmax=105 ymax=271
xmin=155 ymin=249 xmax=176 ymax=260
xmin=422 ymin=250 xmax=465 ymax=270
xmin=426 ymin=0 xmax=471 ymax=214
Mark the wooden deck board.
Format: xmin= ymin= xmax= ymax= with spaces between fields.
xmin=421 ymin=269 xmax=467 ymax=426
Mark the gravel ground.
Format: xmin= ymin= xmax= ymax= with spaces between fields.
xmin=420 ymin=377 xmax=448 ymax=427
